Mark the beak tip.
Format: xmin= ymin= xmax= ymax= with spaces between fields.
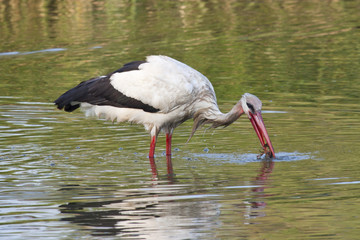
xmin=264 ymin=145 xmax=275 ymax=159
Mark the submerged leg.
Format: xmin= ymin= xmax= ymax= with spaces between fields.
xmin=149 ymin=156 xmax=158 ymax=179
xmin=166 ymin=155 xmax=173 ymax=177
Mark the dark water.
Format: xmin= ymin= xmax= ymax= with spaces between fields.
xmin=1 ymin=1 xmax=360 ymax=239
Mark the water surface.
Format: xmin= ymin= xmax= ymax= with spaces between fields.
xmin=1 ymin=1 xmax=360 ymax=239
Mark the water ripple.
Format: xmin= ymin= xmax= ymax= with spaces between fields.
xmin=190 ymin=151 xmax=312 ymax=164
xmin=0 ymin=48 xmax=66 ymax=57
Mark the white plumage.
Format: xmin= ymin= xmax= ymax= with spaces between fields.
xmin=55 ymin=55 xmax=275 ymax=167
xmin=111 ymin=56 xmax=215 ymax=111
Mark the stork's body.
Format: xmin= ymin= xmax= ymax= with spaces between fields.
xmin=55 ymin=55 xmax=275 ymax=165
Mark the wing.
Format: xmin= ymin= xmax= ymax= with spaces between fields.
xmin=55 ymin=55 xmax=216 ymax=114
xmin=109 ymin=55 xmax=216 ymax=113
xmin=54 ymin=61 xmax=159 ymax=113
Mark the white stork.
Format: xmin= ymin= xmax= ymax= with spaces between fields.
xmin=55 ymin=55 xmax=275 ymax=163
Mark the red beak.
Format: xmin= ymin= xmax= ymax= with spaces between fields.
xmin=249 ymin=112 xmax=275 ymax=158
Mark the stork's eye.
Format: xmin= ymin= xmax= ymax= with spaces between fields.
xmin=246 ymin=103 xmax=255 ymax=113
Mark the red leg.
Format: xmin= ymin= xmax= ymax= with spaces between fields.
xmin=149 ymin=136 xmax=158 ymax=178
xmin=166 ymin=133 xmax=174 ymax=176
xmin=166 ymin=133 xmax=172 ymax=156
xmin=149 ymin=156 xmax=158 ymax=179
xmin=166 ymin=155 xmax=174 ymax=177
xmin=149 ymin=135 xmax=157 ymax=158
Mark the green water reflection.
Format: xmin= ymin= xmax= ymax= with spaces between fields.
xmin=1 ymin=0 xmax=360 ymax=239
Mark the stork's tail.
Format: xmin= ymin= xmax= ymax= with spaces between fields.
xmin=54 ymin=87 xmax=82 ymax=112
xmin=54 ymin=76 xmax=102 ymax=112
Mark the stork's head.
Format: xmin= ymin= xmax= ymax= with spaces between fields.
xmin=240 ymin=93 xmax=275 ymax=158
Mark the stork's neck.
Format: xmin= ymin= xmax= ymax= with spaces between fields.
xmin=189 ymin=100 xmax=244 ymax=140
xmin=209 ymin=100 xmax=244 ymax=128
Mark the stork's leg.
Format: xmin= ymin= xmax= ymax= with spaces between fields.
xmin=149 ymin=156 xmax=158 ymax=179
xmin=166 ymin=154 xmax=173 ymax=177
xmin=166 ymin=132 xmax=174 ymax=176
xmin=149 ymin=128 xmax=159 ymax=158
xmin=148 ymin=135 xmax=158 ymax=178
xmin=149 ymin=135 xmax=157 ymax=158
xmin=166 ymin=133 xmax=172 ymax=156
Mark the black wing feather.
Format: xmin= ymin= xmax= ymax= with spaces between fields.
xmin=112 ymin=61 xmax=146 ymax=73
xmin=54 ymin=60 xmax=159 ymax=113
